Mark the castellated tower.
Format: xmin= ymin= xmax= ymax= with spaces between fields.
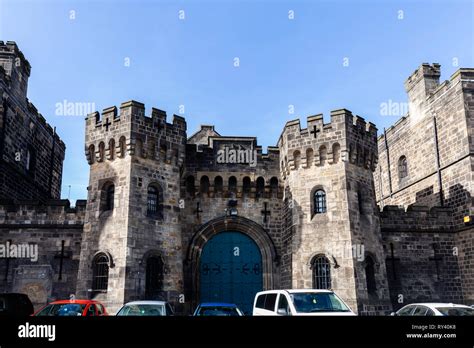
xmin=76 ymin=101 xmax=186 ymax=313
xmin=279 ymin=109 xmax=391 ymax=314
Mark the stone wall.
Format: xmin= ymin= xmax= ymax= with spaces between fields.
xmin=375 ymin=64 xmax=474 ymax=226
xmin=0 ymin=41 xmax=65 ymax=202
xmin=380 ymin=205 xmax=466 ymax=309
xmin=278 ymin=109 xmax=391 ymax=314
xmin=0 ymin=200 xmax=85 ymax=310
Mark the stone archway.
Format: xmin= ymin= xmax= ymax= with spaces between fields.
xmin=186 ymin=215 xmax=278 ymax=310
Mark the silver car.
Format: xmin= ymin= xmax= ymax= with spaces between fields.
xmin=392 ymin=303 xmax=474 ymax=316
xmin=116 ymin=301 xmax=174 ymax=316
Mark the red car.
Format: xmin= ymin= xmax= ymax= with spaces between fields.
xmin=33 ymin=299 xmax=108 ymax=316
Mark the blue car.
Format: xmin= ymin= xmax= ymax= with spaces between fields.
xmin=193 ymin=303 xmax=244 ymax=316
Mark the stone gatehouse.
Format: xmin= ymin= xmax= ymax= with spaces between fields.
xmin=0 ymin=41 xmax=472 ymax=315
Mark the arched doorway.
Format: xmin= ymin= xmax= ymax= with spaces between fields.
xmin=199 ymin=232 xmax=262 ymax=314
xmin=187 ymin=215 xmax=278 ymax=315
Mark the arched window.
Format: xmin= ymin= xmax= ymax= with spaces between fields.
xmin=102 ymin=182 xmax=114 ymax=211
xmin=186 ymin=176 xmax=195 ymax=196
xmin=214 ymin=176 xmax=223 ymax=192
xmin=160 ymin=143 xmax=167 ymax=161
xmin=256 ymin=177 xmax=265 ymax=196
xmin=135 ymin=139 xmax=143 ymax=158
xmin=200 ymin=176 xmax=210 ymax=194
xmin=332 ymin=143 xmax=341 ymax=164
xmin=147 ymin=184 xmax=163 ymax=218
xmin=119 ymin=136 xmax=126 ymax=158
xmin=98 ymin=142 xmax=105 ymax=162
xmin=312 ymin=255 xmax=331 ymax=289
xmin=108 ymin=139 xmax=115 ymax=160
xmin=92 ymin=253 xmax=109 ymax=295
xmin=145 ymin=256 xmax=164 ymax=299
xmin=313 ymin=189 xmax=327 ymax=215
xmin=358 ymin=190 xmax=364 ymax=215
xmin=398 ymin=156 xmax=408 ymax=180
xmin=148 ymin=141 xmax=156 ymax=160
xmin=293 ymin=150 xmax=301 ymax=169
xmin=365 ymin=255 xmax=377 ymax=295
xmin=243 ymin=177 xmax=251 ymax=194
xmin=26 ymin=146 xmax=36 ymax=174
xmin=228 ymin=176 xmax=237 ymax=192
xmin=319 ymin=145 xmax=327 ymax=166
xmin=88 ymin=144 xmax=95 ymax=164
xmin=348 ymin=144 xmax=354 ymax=163
xmin=270 ymin=177 xmax=278 ymax=195
xmin=306 ymin=148 xmax=314 ymax=168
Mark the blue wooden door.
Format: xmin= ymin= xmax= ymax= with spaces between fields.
xmin=199 ymin=232 xmax=263 ymax=314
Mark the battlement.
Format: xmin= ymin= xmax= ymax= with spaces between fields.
xmin=86 ymin=100 xmax=186 ymax=134
xmin=404 ymin=63 xmax=441 ymax=92
xmin=0 ymin=41 xmax=31 ymax=77
xmin=0 ymin=199 xmax=86 ymax=227
xmin=380 ymin=204 xmax=455 ymax=232
xmin=85 ymin=101 xmax=187 ymax=165
xmin=279 ymin=108 xmax=378 ymax=174
xmin=378 ymin=64 xmax=470 ymax=145
xmin=280 ymin=109 xmax=377 ymax=145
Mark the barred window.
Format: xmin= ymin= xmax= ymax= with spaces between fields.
xmin=92 ymin=254 xmax=109 ymax=295
xmin=398 ymin=156 xmax=408 ymax=180
xmin=312 ymin=255 xmax=331 ymax=290
xmin=147 ymin=184 xmax=163 ymax=219
xmin=105 ymin=184 xmax=114 ymax=211
xmin=145 ymin=256 xmax=164 ymax=299
xmin=313 ymin=189 xmax=327 ymax=215
xmin=365 ymin=256 xmax=377 ymax=295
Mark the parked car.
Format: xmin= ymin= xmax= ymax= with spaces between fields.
xmin=253 ymin=289 xmax=356 ymax=316
xmin=116 ymin=301 xmax=174 ymax=316
xmin=34 ymin=299 xmax=108 ymax=316
xmin=193 ymin=303 xmax=244 ymax=316
xmin=392 ymin=303 xmax=474 ymax=316
xmin=0 ymin=293 xmax=34 ymax=316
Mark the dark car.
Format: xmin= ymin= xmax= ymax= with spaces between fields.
xmin=193 ymin=303 xmax=244 ymax=316
xmin=0 ymin=293 xmax=34 ymax=316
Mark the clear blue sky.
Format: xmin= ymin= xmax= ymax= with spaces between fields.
xmin=0 ymin=0 xmax=472 ymax=202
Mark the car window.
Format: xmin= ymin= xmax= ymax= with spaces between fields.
xmin=412 ymin=306 xmax=428 ymax=316
xmin=290 ymin=292 xmax=351 ymax=313
xmin=277 ymin=294 xmax=290 ymax=315
xmin=425 ymin=308 xmax=435 ymax=316
xmin=256 ymin=295 xmax=266 ymax=309
xmin=165 ymin=303 xmax=174 ymax=316
xmin=397 ymin=305 xmax=415 ymax=316
xmin=96 ymin=304 xmax=104 ymax=315
xmin=264 ymin=294 xmax=277 ymax=311
xmin=87 ymin=304 xmax=96 ymax=316
xmin=435 ymin=307 xmax=474 ymax=316
xmin=198 ymin=307 xmax=240 ymax=316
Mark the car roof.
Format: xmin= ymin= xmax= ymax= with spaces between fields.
xmin=49 ymin=299 xmax=101 ymax=305
xmin=122 ymin=301 xmax=167 ymax=305
xmin=257 ymin=289 xmax=333 ymax=295
xmin=403 ymin=303 xmax=472 ymax=309
xmin=199 ymin=302 xmax=238 ymax=307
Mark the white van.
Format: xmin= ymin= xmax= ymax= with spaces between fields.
xmin=253 ymin=289 xmax=356 ymax=316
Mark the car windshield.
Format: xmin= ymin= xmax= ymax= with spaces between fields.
xmin=37 ymin=304 xmax=86 ymax=316
xmin=290 ymin=292 xmax=351 ymax=313
xmin=117 ymin=304 xmax=165 ymax=316
xmin=435 ymin=307 xmax=474 ymax=316
xmin=198 ymin=306 xmax=240 ymax=316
